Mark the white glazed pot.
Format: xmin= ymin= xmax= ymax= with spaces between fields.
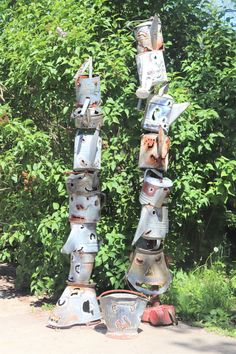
xmin=132 ymin=205 xmax=169 ymax=245
xmin=66 ymin=171 xmax=100 ymax=195
xmin=136 ymin=51 xmax=167 ymax=99
xmin=139 ymin=169 xmax=173 ymax=207
xmin=61 ymin=223 xmax=98 ymax=254
xmin=69 ymin=193 xmax=105 ymax=224
xmin=73 ymin=129 xmax=102 ymax=171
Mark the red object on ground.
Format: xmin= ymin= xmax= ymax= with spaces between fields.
xmin=141 ymin=304 xmax=178 ymax=326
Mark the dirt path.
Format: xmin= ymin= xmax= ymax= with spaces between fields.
xmin=0 ymin=264 xmax=235 ymax=354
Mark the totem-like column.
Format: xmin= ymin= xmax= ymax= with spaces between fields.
xmin=126 ymin=15 xmax=189 ymax=325
xmin=48 ymin=58 xmax=104 ymax=328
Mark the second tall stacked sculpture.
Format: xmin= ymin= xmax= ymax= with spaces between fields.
xmin=126 ymin=15 xmax=189 ymax=319
xmin=48 ymin=58 xmax=104 ymax=328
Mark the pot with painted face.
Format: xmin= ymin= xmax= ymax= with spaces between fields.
xmin=138 ymin=132 xmax=170 ymax=171
xmin=132 ymin=205 xmax=169 ymax=246
xmin=48 ymin=283 xmax=101 ymax=328
xmin=126 ymin=248 xmax=172 ymax=295
xmin=136 ymin=50 xmax=167 ymax=99
xmin=68 ymin=251 xmax=96 ymax=283
xmin=134 ymin=14 xmax=163 ymax=54
xmin=73 ymin=129 xmax=102 ymax=171
xmin=139 ymin=169 xmax=173 ymax=207
xmin=71 ymin=105 xmax=103 ymax=129
xmin=61 ymin=223 xmax=98 ymax=254
xmin=66 ymin=171 xmax=100 ymax=195
xmin=142 ymin=94 xmax=190 ymax=133
xmin=69 ymin=192 xmax=106 ymax=224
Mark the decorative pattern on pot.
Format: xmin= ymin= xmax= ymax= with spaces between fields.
xmin=142 ymin=93 xmax=190 ymax=132
xmin=61 ymin=223 xmax=98 ymax=254
xmin=71 ymin=106 xmax=103 ymax=129
xmin=126 ymin=248 xmax=172 ymax=295
xmin=133 ymin=14 xmax=163 ymax=53
xmin=138 ymin=132 xmax=170 ymax=171
xmin=69 ymin=192 xmax=105 ymax=223
xmin=99 ymin=290 xmax=148 ymax=338
xmin=48 ymin=284 xmax=101 ymax=328
xmin=68 ymin=251 xmax=96 ymax=283
xmin=136 ymin=51 xmax=167 ymax=99
xmin=66 ymin=171 xmax=100 ymax=195
xmin=139 ymin=169 xmax=173 ymax=207
xmin=132 ymin=205 xmax=169 ymax=245
xmin=73 ymin=129 xmax=102 ymax=171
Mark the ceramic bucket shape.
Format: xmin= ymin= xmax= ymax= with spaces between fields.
xmin=136 ymin=51 xmax=167 ymax=99
xmin=126 ymin=248 xmax=172 ymax=295
xmin=68 ymin=251 xmax=96 ymax=283
xmin=75 ymin=75 xmax=101 ymax=106
xmin=73 ymin=130 xmax=102 ymax=171
xmin=134 ymin=14 xmax=163 ymax=54
xmin=69 ymin=193 xmax=105 ymax=224
xmin=48 ymin=284 xmax=101 ymax=328
xmin=99 ymin=290 xmax=148 ymax=338
xmin=71 ymin=106 xmax=103 ymax=129
xmin=142 ymin=94 xmax=190 ymax=132
xmin=139 ymin=169 xmax=172 ymax=207
xmin=138 ymin=132 xmax=170 ymax=171
xmin=66 ymin=171 xmax=100 ymax=195
xmin=61 ymin=223 xmax=98 ymax=254
xmin=132 ymin=205 xmax=169 ymax=245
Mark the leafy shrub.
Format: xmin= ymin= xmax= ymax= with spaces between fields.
xmin=164 ymin=262 xmax=235 ymax=325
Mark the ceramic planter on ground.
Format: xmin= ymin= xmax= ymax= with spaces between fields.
xmin=126 ymin=248 xmax=172 ymax=295
xmin=73 ymin=129 xmax=102 ymax=171
xmin=61 ymin=223 xmax=98 ymax=254
xmin=48 ymin=284 xmax=101 ymax=328
xmin=99 ymin=290 xmax=148 ymax=339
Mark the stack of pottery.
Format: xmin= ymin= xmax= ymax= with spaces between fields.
xmin=126 ymin=15 xmax=189 ymax=298
xmin=48 ymin=58 xmax=104 ymax=328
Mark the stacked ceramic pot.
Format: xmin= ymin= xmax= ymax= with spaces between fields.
xmin=48 ymin=58 xmax=104 ymax=328
xmin=126 ymin=16 xmax=189 ymax=301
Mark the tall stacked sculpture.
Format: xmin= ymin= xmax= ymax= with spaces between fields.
xmin=48 ymin=14 xmax=189 ymax=332
xmin=48 ymin=58 xmax=104 ymax=328
xmin=126 ymin=15 xmax=189 ymax=322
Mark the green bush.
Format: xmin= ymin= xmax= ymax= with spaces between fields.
xmin=164 ymin=261 xmax=235 ymax=327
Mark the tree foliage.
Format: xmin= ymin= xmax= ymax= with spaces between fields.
xmin=0 ymin=0 xmax=235 ymax=294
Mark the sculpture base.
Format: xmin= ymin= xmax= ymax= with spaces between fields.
xmin=48 ymin=284 xmax=101 ymax=328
